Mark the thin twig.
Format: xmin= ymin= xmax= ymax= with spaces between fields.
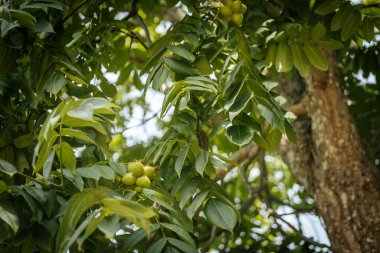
xmin=135 ymin=14 xmax=152 ymax=46
xmin=122 ymin=0 xmax=139 ymax=21
xmin=121 ymin=0 xmax=152 ymax=47
xmin=215 ymin=143 xmax=260 ymax=181
xmin=114 ymin=111 xmax=159 ymax=135
xmin=200 ymin=226 xmax=217 ymax=253
xmin=119 ymin=29 xmax=148 ymax=49
xmin=62 ymin=0 xmax=88 ymax=23
xmin=272 ymin=212 xmax=334 ymax=250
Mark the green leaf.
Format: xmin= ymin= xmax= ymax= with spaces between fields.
xmin=266 ymin=128 xmax=282 ymax=151
xmin=315 ymin=0 xmax=342 ymax=15
xmin=167 ymin=238 xmax=198 ymax=253
xmin=341 ymin=9 xmax=361 ymax=41
xmin=123 ymin=224 xmax=160 ymax=250
xmin=226 ymin=125 xmax=254 ymax=145
xmin=77 ymin=212 xmax=105 ymax=248
xmin=175 ymin=144 xmax=190 ymax=176
xmin=179 ymin=179 xmax=200 ymax=209
xmin=101 ymin=198 xmax=154 ymax=229
xmin=195 ymin=151 xmax=208 ymax=176
xmin=164 ymin=58 xmax=199 ymax=76
xmin=291 ymin=43 xmax=311 ymax=78
xmin=331 ymin=3 xmax=352 ymax=31
xmin=62 ymin=116 xmax=107 ymax=136
xmin=303 ymin=42 xmax=328 ymax=71
xmin=146 ymin=238 xmax=167 ymax=253
xmin=43 ymin=150 xmax=55 ymax=180
xmin=152 ymin=64 xmax=169 ymax=90
xmin=1 ymin=20 xmax=18 ymax=37
xmin=142 ymin=188 xmax=176 ymax=212
xmin=60 ymin=128 xmax=96 ymax=145
xmin=55 ymin=142 xmax=76 ymax=172
xmin=32 ymin=19 xmax=54 ymax=33
xmin=275 ymin=42 xmax=293 ymax=72
xmin=23 ymin=186 xmax=48 ymax=205
xmin=161 ymin=223 xmax=195 ymax=245
xmin=8 ymin=9 xmax=36 ymax=26
xmin=316 ymin=40 xmax=344 ymax=50
xmin=161 ymin=82 xmax=183 ymax=117
xmin=45 ymin=72 xmax=67 ymax=94
xmin=187 ymin=190 xmax=209 ymax=219
xmin=61 ymin=169 xmax=84 ymax=191
xmin=285 ymin=120 xmax=298 ymax=143
xmin=56 ymin=187 xmax=112 ymax=253
xmin=312 ymin=23 xmax=326 ymax=41
xmin=58 ymin=211 xmax=98 ymax=253
xmin=166 ymin=45 xmax=195 ymax=62
xmin=228 ymin=93 xmax=253 ymax=121
xmin=360 ymin=17 xmax=375 ymax=42
xmin=0 ymin=180 xmax=6 ymax=193
xmin=99 ymin=81 xmax=117 ymax=98
xmin=0 ymin=201 xmax=19 ymax=233
xmin=60 ymin=70 xmax=87 ymax=84
xmin=21 ymin=2 xmax=66 ymax=11
xmin=67 ymin=103 xmax=93 ymax=121
xmin=17 ymin=188 xmax=43 ymax=221
xmin=204 ymin=198 xmax=237 ymax=232
xmin=0 ymin=160 xmax=18 ymax=176
xmin=264 ymin=43 xmax=277 ymax=68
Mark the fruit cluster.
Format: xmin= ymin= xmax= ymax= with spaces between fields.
xmin=121 ymin=161 xmax=155 ymax=188
xmin=220 ymin=0 xmax=247 ymax=26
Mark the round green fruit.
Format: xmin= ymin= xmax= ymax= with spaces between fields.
xmin=144 ymin=166 xmax=155 ymax=178
xmin=220 ymin=5 xmax=232 ymax=17
xmin=129 ymin=161 xmax=145 ymax=177
xmin=241 ymin=3 xmax=247 ymax=14
xmin=136 ymin=175 xmax=151 ymax=188
xmin=231 ymin=1 xmax=242 ymax=12
xmin=122 ymin=173 xmax=136 ymax=185
xmin=194 ymin=56 xmax=213 ymax=75
xmin=109 ymin=134 xmax=123 ymax=151
xmin=224 ymin=0 xmax=234 ymax=6
xmin=232 ymin=13 xmax=244 ymax=25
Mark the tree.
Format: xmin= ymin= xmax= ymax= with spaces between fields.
xmin=0 ymin=0 xmax=379 ymax=252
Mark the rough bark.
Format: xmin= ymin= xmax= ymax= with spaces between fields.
xmin=277 ymin=54 xmax=380 ymax=253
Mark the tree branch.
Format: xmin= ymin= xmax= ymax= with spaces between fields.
xmin=122 ymin=0 xmax=152 ymax=47
xmin=122 ymin=0 xmax=139 ymax=21
xmin=215 ymin=143 xmax=260 ymax=181
xmin=119 ymin=29 xmax=148 ymax=49
xmin=62 ymin=0 xmax=88 ymax=23
xmin=271 ymin=212 xmax=334 ymax=251
xmin=200 ymin=226 xmax=217 ymax=253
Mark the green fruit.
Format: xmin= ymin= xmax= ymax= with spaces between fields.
xmin=122 ymin=173 xmax=136 ymax=185
xmin=109 ymin=134 xmax=123 ymax=151
xmin=225 ymin=0 xmax=234 ymax=6
xmin=231 ymin=1 xmax=242 ymax=12
xmin=241 ymin=4 xmax=247 ymax=14
xmin=144 ymin=166 xmax=155 ymax=178
xmin=136 ymin=175 xmax=151 ymax=188
xmin=194 ymin=56 xmax=213 ymax=75
xmin=220 ymin=6 xmax=232 ymax=17
xmin=129 ymin=161 xmax=145 ymax=177
xmin=232 ymin=13 xmax=244 ymax=25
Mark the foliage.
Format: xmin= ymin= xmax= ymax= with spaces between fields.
xmin=0 ymin=0 xmax=379 ymax=252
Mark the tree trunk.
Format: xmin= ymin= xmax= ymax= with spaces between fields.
xmin=277 ymin=53 xmax=380 ymax=253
